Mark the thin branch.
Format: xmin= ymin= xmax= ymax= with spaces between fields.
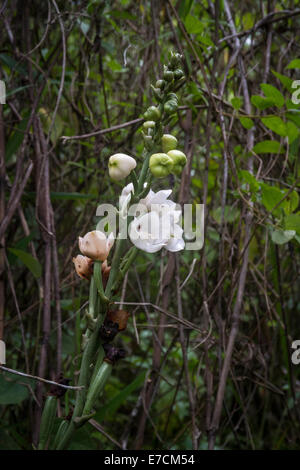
xmin=0 ymin=366 xmax=84 ymax=390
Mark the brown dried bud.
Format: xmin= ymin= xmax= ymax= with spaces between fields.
xmin=107 ymin=309 xmax=129 ymax=331
xmin=103 ymin=343 xmax=126 ymax=365
xmin=99 ymin=319 xmax=119 ymax=342
xmin=72 ymin=255 xmax=93 ymax=280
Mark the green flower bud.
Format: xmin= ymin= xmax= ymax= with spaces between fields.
xmin=174 ymin=68 xmax=184 ymax=80
xmin=164 ymin=100 xmax=178 ymax=115
xmin=167 ymin=92 xmax=178 ymax=103
xmin=174 ymin=76 xmax=185 ymax=91
xmin=143 ymin=120 xmax=156 ymax=130
xmin=143 ymin=106 xmax=161 ymax=122
xmin=151 ymin=85 xmax=162 ymax=101
xmin=163 ymin=70 xmax=174 ymax=82
xmin=167 ymin=150 xmax=187 ymax=175
xmin=162 ymin=134 xmax=178 ymax=153
xmin=156 ymin=79 xmax=165 ymax=89
xmin=149 ymin=152 xmax=174 ymax=178
xmin=169 ymin=52 xmax=182 ymax=70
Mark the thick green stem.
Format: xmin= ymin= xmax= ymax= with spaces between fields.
xmin=105 ymin=236 xmax=127 ymax=297
xmin=94 ymin=261 xmax=109 ymax=303
xmin=38 ymin=396 xmax=57 ymax=450
xmin=82 ymin=361 xmax=112 ymax=416
xmin=90 ymin=345 xmax=105 ymax=385
xmin=56 ymin=273 xmax=105 ymax=450
xmin=137 ymin=150 xmax=152 ymax=194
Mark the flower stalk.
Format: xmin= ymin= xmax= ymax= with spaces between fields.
xmin=44 ymin=52 xmax=186 ymax=450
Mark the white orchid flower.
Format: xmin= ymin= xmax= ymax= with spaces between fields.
xmin=119 ymin=183 xmax=134 ymax=216
xmin=128 ymin=189 xmax=185 ymax=253
xmin=79 ymin=230 xmax=114 ymax=261
xmin=108 ymin=153 xmax=136 ymax=181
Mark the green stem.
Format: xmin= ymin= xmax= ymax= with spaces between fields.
xmin=38 ymin=396 xmax=57 ymax=450
xmin=56 ymin=319 xmax=102 ymax=450
xmin=131 ymin=169 xmax=139 ymax=193
xmin=112 ymin=246 xmax=138 ymax=294
xmin=90 ymin=345 xmax=105 ymax=385
xmin=82 ymin=361 xmax=112 ymax=416
xmin=94 ymin=261 xmax=110 ymax=303
xmin=56 ymin=274 xmax=105 ymax=450
xmin=105 ymin=236 xmax=127 ymax=298
xmin=88 ymin=275 xmax=97 ymax=318
xmin=137 ymin=149 xmax=151 ymax=194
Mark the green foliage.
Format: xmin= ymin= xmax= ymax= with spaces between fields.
xmin=1 ymin=0 xmax=300 ymax=452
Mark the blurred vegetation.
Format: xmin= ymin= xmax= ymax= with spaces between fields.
xmin=0 ymin=0 xmax=300 ymax=450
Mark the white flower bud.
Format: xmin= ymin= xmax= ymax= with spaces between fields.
xmin=78 ymin=231 xmax=114 ymax=261
xmin=108 ymin=153 xmax=136 ymax=181
xmin=72 ymin=255 xmax=93 ymax=280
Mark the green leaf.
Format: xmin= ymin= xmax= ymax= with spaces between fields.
xmin=285 ymin=214 xmax=300 ymax=234
xmin=184 ymin=14 xmax=203 ymax=34
xmin=286 ymin=120 xmax=299 ymax=144
xmin=272 ymin=70 xmax=293 ymax=93
xmin=0 ymin=375 xmax=29 ymax=405
xmin=0 ymin=53 xmax=27 ymax=75
xmin=178 ymin=0 xmax=193 ymax=19
xmin=50 ymin=192 xmax=97 ymax=200
xmin=5 ymin=116 xmax=29 ymax=162
xmin=253 ymin=140 xmax=283 ymax=154
xmin=231 ymin=97 xmax=242 ymax=110
xmin=212 ymin=206 xmax=240 ymax=224
xmin=261 ymin=116 xmax=286 ymax=136
xmin=8 ymin=248 xmax=42 ymax=279
xmin=239 ymin=117 xmax=254 ymax=129
xmin=39 ymin=108 xmax=64 ymax=145
xmin=95 ymin=371 xmax=146 ymax=421
xmin=260 ymin=84 xmax=285 ymax=108
xmin=251 ymin=95 xmax=275 ymax=110
xmin=260 ymin=183 xmax=286 ymax=215
xmin=260 ymin=183 xmax=298 ymax=216
xmin=271 ymin=229 xmax=295 ymax=245
xmin=286 ymin=59 xmax=300 ymax=70
xmin=242 ymin=12 xmax=254 ymax=29
xmin=239 ymin=170 xmax=260 ymax=192
xmin=283 ymin=189 xmax=299 ymax=214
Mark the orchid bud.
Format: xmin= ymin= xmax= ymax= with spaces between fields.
xmin=162 ymin=134 xmax=178 ymax=153
xmin=156 ymin=79 xmax=165 ymax=90
xmin=72 ymin=255 xmax=93 ymax=280
xmin=143 ymin=120 xmax=156 ymax=130
xmin=107 ymin=309 xmax=129 ymax=331
xmin=167 ymin=150 xmax=187 ymax=175
xmin=174 ymin=68 xmax=184 ymax=80
xmin=143 ymin=106 xmax=161 ymax=122
xmin=164 ymin=99 xmax=178 ymax=115
xmin=108 ymin=153 xmax=136 ymax=181
xmin=149 ymin=152 xmax=173 ymax=178
xmin=79 ymin=231 xmax=114 ymax=261
xmin=163 ymin=69 xmax=174 ymax=82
